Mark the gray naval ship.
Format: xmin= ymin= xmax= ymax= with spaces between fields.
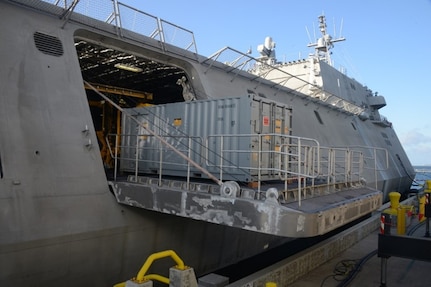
xmin=0 ymin=0 xmax=415 ymax=286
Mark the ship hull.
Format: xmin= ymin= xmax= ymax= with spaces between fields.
xmin=0 ymin=4 xmax=287 ymax=286
xmin=0 ymin=1 xmax=414 ymax=286
xmin=1 ymin=204 xmax=284 ymax=286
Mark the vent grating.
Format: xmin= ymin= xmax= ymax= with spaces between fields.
xmin=33 ymin=32 xmax=64 ymax=56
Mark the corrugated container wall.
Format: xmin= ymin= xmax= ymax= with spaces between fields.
xmin=120 ymin=95 xmax=292 ymax=182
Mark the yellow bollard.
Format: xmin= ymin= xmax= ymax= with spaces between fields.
xmin=383 ymin=192 xmax=401 ymax=217
xmin=419 ymin=195 xmax=426 ymax=222
xmin=266 ymin=283 xmax=277 ymax=287
xmin=389 ymin=192 xmax=400 ymax=209
xmin=384 ymin=192 xmax=408 ymax=233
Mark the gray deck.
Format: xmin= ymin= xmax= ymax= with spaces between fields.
xmin=110 ymin=176 xmax=382 ymax=238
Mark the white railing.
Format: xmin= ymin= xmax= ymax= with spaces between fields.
xmin=202 ymin=47 xmax=365 ymax=116
xmin=106 ymin=132 xmax=386 ymax=206
xmin=205 ymin=134 xmax=321 ymax=196
xmin=13 ymin=0 xmax=198 ymax=55
xmin=346 ymin=146 xmax=389 ymax=190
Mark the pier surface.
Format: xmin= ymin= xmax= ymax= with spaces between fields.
xmin=223 ymin=199 xmax=431 ymax=287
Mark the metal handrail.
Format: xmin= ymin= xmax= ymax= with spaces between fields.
xmin=85 ymin=80 xmax=222 ymax=186
xmin=114 ymin=249 xmax=186 ymax=286
xmin=112 ymin=134 xmax=204 ymax=188
xmin=203 ymin=46 xmax=365 ymax=116
xmin=18 ymin=0 xmax=198 ymax=55
xmin=345 ymin=145 xmax=389 ymax=190
xmin=106 ymin=131 xmax=384 ymax=206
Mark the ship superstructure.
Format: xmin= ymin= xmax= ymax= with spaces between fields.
xmin=0 ymin=1 xmax=414 ymax=286
xmin=243 ymin=15 xmax=411 ymax=196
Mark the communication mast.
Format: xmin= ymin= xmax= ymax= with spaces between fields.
xmin=307 ymin=15 xmax=345 ymax=65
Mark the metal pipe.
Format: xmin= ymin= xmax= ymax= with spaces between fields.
xmin=135 ymin=134 xmax=139 ymax=181
xmin=144 ymin=274 xmax=170 ymax=285
xmin=114 ymin=134 xmax=118 ymax=181
xmin=135 ymin=250 xmax=185 ymax=282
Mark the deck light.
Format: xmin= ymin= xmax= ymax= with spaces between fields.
xmin=114 ymin=63 xmax=143 ymax=73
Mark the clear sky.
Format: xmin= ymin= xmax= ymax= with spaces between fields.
xmin=124 ymin=0 xmax=431 ymax=166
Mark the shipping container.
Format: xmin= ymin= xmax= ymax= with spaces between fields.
xmin=120 ymin=95 xmax=292 ymax=182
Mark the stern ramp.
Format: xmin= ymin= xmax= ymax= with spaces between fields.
xmin=86 ymin=82 xmax=383 ymax=238
xmin=110 ymin=177 xmax=381 ymax=238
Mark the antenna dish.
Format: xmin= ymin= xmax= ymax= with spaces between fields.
xmin=257 ymin=36 xmax=276 ymax=65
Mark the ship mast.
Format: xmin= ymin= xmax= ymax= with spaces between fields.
xmin=307 ymin=15 xmax=345 ymax=66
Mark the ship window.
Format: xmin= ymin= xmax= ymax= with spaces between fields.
xmin=314 ymin=110 xmax=324 ymax=125
xmin=33 ymin=32 xmax=64 ymax=57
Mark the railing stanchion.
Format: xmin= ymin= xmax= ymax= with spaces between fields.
xmin=187 ymin=137 xmax=191 ymax=189
xmin=114 ymin=134 xmax=118 ymax=181
xmin=158 ymin=144 xmax=163 ymax=186
xmin=135 ymin=134 xmax=139 ymax=182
